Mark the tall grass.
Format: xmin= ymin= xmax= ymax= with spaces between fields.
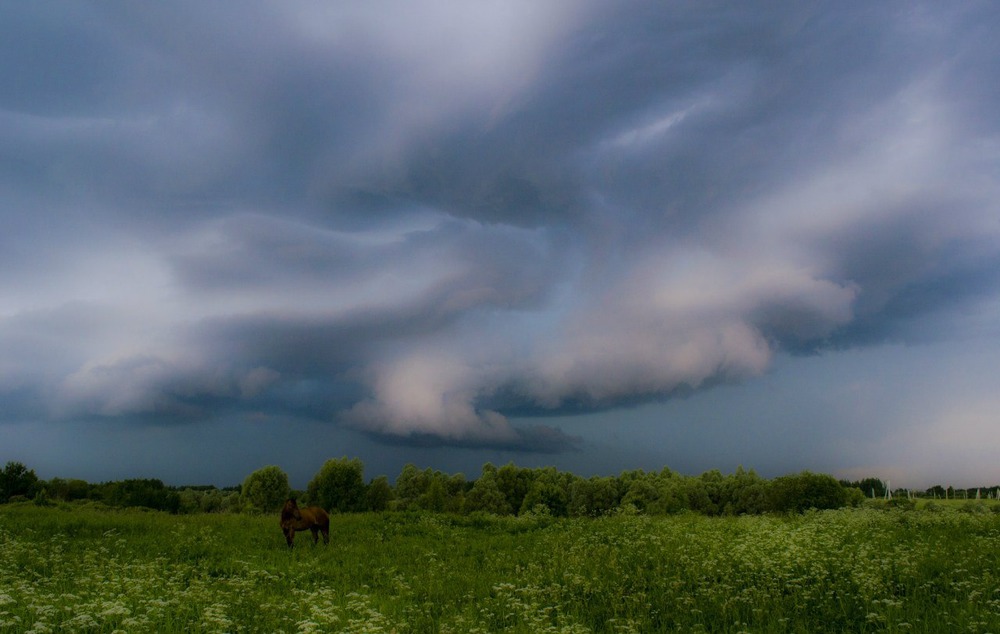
xmin=1 ymin=503 xmax=998 ymax=632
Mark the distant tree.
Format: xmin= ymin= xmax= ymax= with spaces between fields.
xmin=241 ymin=465 xmax=291 ymax=513
xmin=394 ymin=464 xmax=430 ymax=511
xmin=98 ymin=479 xmax=180 ymax=513
xmin=621 ymin=477 xmax=660 ymax=514
xmin=769 ymin=471 xmax=849 ymax=513
xmin=177 ymin=489 xmax=202 ymax=514
xmin=722 ymin=467 xmax=769 ymax=515
xmin=841 ymin=477 xmax=887 ymax=499
xmin=567 ymin=478 xmax=591 ymax=517
xmin=308 ymin=457 xmax=366 ymax=513
xmin=396 ymin=462 xmax=430 ymax=510
xmin=0 ymin=462 xmax=40 ymax=502
xmin=175 ymin=487 xmax=234 ymax=514
xmin=684 ymin=476 xmax=716 ymax=515
xmin=617 ymin=469 xmax=647 ymax=496
xmin=619 ymin=469 xmax=687 ymax=515
xmin=568 ymin=476 xmax=621 ymax=517
xmin=694 ymin=469 xmax=726 ymax=515
xmin=651 ymin=469 xmax=690 ymax=515
xmin=45 ymin=477 xmax=90 ymax=502
xmin=843 ymin=486 xmax=866 ymax=507
xmin=519 ymin=469 xmax=568 ymax=516
xmin=420 ymin=477 xmax=447 ymax=513
xmin=496 ymin=463 xmax=534 ymax=514
xmin=444 ymin=473 xmax=468 ymax=514
xmin=926 ymin=485 xmax=947 ymax=499
xmin=366 ymin=475 xmax=393 ymax=512
xmin=465 ymin=468 xmax=511 ymax=515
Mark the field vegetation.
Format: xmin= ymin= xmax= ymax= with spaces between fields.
xmin=2 ymin=502 xmax=1000 ymax=633
xmin=3 ymin=460 xmax=1000 ymax=632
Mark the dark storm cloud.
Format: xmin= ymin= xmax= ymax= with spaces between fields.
xmin=2 ymin=1 xmax=1000 ymax=454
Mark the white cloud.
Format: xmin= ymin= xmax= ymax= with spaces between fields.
xmin=344 ymin=349 xmax=518 ymax=443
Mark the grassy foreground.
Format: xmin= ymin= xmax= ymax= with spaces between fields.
xmin=1 ymin=504 xmax=999 ymax=633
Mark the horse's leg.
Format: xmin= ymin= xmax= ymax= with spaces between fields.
xmin=322 ymin=527 xmax=329 ymax=545
xmin=311 ymin=527 xmax=319 ymax=545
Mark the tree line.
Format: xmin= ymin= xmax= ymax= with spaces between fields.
xmin=0 ymin=461 xmax=241 ymax=514
xmin=3 ymin=459 xmax=997 ymax=516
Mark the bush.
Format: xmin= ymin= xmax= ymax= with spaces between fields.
xmin=33 ymin=489 xmax=54 ymax=507
xmin=843 ymin=487 xmax=866 ymax=508
xmin=887 ymin=497 xmax=917 ymax=511
xmin=958 ymin=501 xmax=990 ymax=514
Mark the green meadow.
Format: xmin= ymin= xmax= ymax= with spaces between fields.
xmin=2 ymin=503 xmax=1000 ymax=633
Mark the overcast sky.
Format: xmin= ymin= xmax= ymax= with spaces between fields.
xmin=3 ymin=2 xmax=1000 ymax=489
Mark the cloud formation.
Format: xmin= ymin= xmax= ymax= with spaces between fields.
xmin=2 ymin=2 xmax=1000 ymax=455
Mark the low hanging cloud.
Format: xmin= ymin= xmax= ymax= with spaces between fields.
xmin=2 ymin=2 xmax=1000 ymax=452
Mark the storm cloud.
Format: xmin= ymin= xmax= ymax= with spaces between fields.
xmin=3 ymin=2 xmax=1000 ymax=481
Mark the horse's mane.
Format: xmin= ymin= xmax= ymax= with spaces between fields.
xmin=280 ymin=498 xmax=299 ymax=520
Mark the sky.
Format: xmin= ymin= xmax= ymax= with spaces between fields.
xmin=2 ymin=1 xmax=1000 ymax=489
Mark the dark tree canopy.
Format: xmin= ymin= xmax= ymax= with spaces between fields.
xmin=0 ymin=461 xmax=39 ymax=502
xmin=308 ymin=457 xmax=366 ymax=513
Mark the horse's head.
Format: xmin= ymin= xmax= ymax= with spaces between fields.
xmin=280 ymin=498 xmax=302 ymax=521
xmin=280 ymin=498 xmax=302 ymax=547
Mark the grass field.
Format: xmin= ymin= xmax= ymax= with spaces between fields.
xmin=2 ymin=503 xmax=999 ymax=633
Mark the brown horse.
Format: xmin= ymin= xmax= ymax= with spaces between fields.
xmin=279 ymin=498 xmax=330 ymax=548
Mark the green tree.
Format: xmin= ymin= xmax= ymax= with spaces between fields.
xmin=420 ymin=477 xmax=447 ymax=512
xmin=519 ymin=469 xmax=568 ymax=516
xmin=394 ymin=464 xmax=431 ymax=511
xmin=621 ymin=477 xmax=660 ymax=514
xmin=841 ymin=477 xmax=887 ymax=500
xmin=308 ymin=457 xmax=366 ymax=513
xmin=0 ymin=461 xmax=40 ymax=502
xmin=97 ymin=479 xmax=180 ymax=512
xmin=496 ymin=462 xmax=534 ymax=514
xmin=45 ymin=477 xmax=90 ymax=502
xmin=366 ymin=475 xmax=393 ymax=512
xmin=722 ymin=466 xmax=769 ymax=515
xmin=844 ymin=486 xmax=866 ymax=507
xmin=568 ymin=476 xmax=621 ymax=517
xmin=646 ymin=469 xmax=688 ymax=515
xmin=769 ymin=471 xmax=849 ymax=513
xmin=684 ymin=476 xmax=715 ymax=515
xmin=444 ymin=473 xmax=467 ymax=513
xmin=925 ymin=484 xmax=947 ymax=499
xmin=241 ymin=465 xmax=291 ymax=513
xmin=465 ymin=468 xmax=511 ymax=515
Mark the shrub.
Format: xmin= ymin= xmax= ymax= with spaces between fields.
xmin=886 ymin=497 xmax=917 ymax=511
xmin=958 ymin=501 xmax=989 ymax=514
